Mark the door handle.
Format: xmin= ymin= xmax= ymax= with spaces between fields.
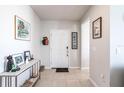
xmin=66 ymin=46 xmax=69 ymax=56
xmin=66 ymin=46 xmax=68 ymax=49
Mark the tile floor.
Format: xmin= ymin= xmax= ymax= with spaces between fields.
xmin=35 ymin=68 xmax=93 ymax=87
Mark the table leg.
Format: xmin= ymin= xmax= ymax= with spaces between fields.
xmin=0 ymin=76 xmax=2 ymax=87
xmin=32 ymin=65 xmax=33 ymax=76
xmin=10 ymin=77 xmax=12 ymax=87
xmin=15 ymin=76 xmax=17 ymax=87
xmin=8 ymin=76 xmax=9 ymax=87
xmin=5 ymin=77 xmax=7 ymax=87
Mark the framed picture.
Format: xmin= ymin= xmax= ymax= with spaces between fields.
xmin=15 ymin=15 xmax=31 ymax=41
xmin=12 ymin=53 xmax=25 ymax=66
xmin=72 ymin=32 xmax=78 ymax=49
xmin=24 ymin=51 xmax=31 ymax=61
xmin=92 ymin=17 xmax=102 ymax=39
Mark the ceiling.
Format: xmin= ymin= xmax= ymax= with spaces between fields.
xmin=31 ymin=5 xmax=90 ymax=21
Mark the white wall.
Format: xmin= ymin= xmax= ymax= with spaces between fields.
xmin=81 ymin=5 xmax=110 ymax=86
xmin=0 ymin=6 xmax=42 ymax=86
xmin=110 ymin=6 xmax=124 ymax=87
xmin=40 ymin=21 xmax=81 ymax=68
xmin=81 ymin=18 xmax=90 ymax=69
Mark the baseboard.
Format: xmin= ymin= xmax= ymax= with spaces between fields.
xmin=89 ymin=77 xmax=98 ymax=87
xmin=45 ymin=67 xmax=80 ymax=69
xmin=45 ymin=67 xmax=51 ymax=69
xmin=81 ymin=67 xmax=89 ymax=70
xmin=69 ymin=67 xmax=80 ymax=69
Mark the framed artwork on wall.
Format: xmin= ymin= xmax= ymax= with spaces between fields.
xmin=71 ymin=32 xmax=78 ymax=49
xmin=15 ymin=15 xmax=31 ymax=41
xmin=92 ymin=17 xmax=102 ymax=39
xmin=12 ymin=53 xmax=25 ymax=66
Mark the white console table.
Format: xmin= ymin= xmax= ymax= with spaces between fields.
xmin=0 ymin=59 xmax=41 ymax=87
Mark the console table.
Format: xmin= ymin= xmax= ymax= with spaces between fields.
xmin=0 ymin=59 xmax=41 ymax=87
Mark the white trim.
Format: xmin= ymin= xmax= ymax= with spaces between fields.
xmin=45 ymin=67 xmax=80 ymax=69
xmin=45 ymin=67 xmax=51 ymax=69
xmin=50 ymin=31 xmax=52 ymax=69
xmin=81 ymin=67 xmax=89 ymax=70
xmin=69 ymin=67 xmax=80 ymax=69
xmin=89 ymin=77 xmax=98 ymax=87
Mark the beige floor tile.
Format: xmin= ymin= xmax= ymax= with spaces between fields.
xmin=35 ymin=68 xmax=93 ymax=87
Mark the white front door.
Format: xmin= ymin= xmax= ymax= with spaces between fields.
xmin=50 ymin=30 xmax=69 ymax=68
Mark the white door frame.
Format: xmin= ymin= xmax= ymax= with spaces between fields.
xmin=81 ymin=18 xmax=90 ymax=70
xmin=50 ymin=30 xmax=70 ymax=68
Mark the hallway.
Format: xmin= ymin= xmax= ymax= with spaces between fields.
xmin=0 ymin=5 xmax=113 ymax=87
xmin=35 ymin=69 xmax=93 ymax=87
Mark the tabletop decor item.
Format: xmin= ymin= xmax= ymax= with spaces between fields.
xmin=15 ymin=15 xmax=31 ymax=41
xmin=24 ymin=51 xmax=31 ymax=62
xmin=12 ymin=53 xmax=25 ymax=66
xmin=6 ymin=55 xmax=14 ymax=72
